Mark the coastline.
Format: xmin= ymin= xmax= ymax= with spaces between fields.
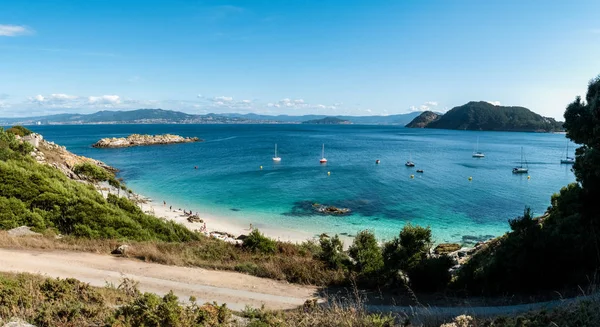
xmin=139 ymin=196 xmax=330 ymax=245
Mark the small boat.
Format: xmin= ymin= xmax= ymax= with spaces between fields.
xmin=512 ymin=147 xmax=529 ymax=174
xmin=375 ymin=160 xmax=380 ymax=164
xmin=405 ymin=153 xmax=415 ymax=167
xmin=560 ymin=141 xmax=575 ymax=164
xmin=472 ymin=137 xmax=485 ymax=158
xmin=320 ymin=144 xmax=327 ymax=163
xmin=272 ymin=144 xmax=281 ymax=162
xmin=416 ymin=169 xmax=424 ymax=173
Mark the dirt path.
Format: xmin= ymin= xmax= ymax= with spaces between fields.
xmin=0 ymin=248 xmax=318 ymax=311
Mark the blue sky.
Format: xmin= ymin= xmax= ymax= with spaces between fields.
xmin=1 ymin=0 xmax=599 ymax=119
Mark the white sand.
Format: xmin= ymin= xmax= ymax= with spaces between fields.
xmin=143 ymin=199 xmax=319 ymax=244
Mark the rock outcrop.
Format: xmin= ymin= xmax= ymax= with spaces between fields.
xmin=21 ymin=133 xmax=116 ymax=180
xmin=92 ymin=134 xmax=201 ymax=148
xmin=312 ymin=203 xmax=351 ymax=215
xmin=405 ymin=111 xmax=440 ymax=128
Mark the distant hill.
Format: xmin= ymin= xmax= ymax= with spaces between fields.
xmin=302 ymin=117 xmax=351 ymax=125
xmin=405 ymin=101 xmax=564 ymax=132
xmin=220 ymin=112 xmax=421 ymax=125
xmin=405 ymin=111 xmax=440 ymax=128
xmin=1 ymin=109 xmax=423 ymax=125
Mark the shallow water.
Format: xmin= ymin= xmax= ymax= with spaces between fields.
xmin=30 ymin=124 xmax=577 ymax=244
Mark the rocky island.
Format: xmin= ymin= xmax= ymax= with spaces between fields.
xmin=92 ymin=134 xmax=201 ymax=148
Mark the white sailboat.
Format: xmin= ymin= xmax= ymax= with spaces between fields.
xmin=319 ymin=144 xmax=327 ymax=163
xmin=560 ymin=141 xmax=575 ymax=164
xmin=472 ymin=137 xmax=485 ymax=158
xmin=512 ymin=147 xmax=529 ymax=174
xmin=272 ymin=144 xmax=281 ymax=162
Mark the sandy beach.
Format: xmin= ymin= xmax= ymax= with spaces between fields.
xmin=142 ymin=198 xmax=322 ymax=244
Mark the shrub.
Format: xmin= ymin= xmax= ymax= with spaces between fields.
xmin=73 ymin=162 xmax=111 ymax=182
xmin=243 ymin=229 xmax=277 ymax=254
xmin=408 ymin=255 xmax=453 ymax=292
xmin=319 ymin=234 xmax=348 ymax=270
xmin=382 ymin=224 xmax=432 ymax=273
xmin=348 ymin=230 xmax=383 ymax=282
xmin=6 ymin=125 xmax=33 ymax=137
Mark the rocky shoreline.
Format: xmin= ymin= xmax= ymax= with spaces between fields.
xmin=92 ymin=134 xmax=201 ymax=148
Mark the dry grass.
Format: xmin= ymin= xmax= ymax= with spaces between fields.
xmin=0 ymin=231 xmax=346 ymax=286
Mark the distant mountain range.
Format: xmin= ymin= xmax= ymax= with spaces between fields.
xmin=406 ymin=101 xmax=564 ymax=132
xmin=0 ymin=109 xmax=422 ymax=126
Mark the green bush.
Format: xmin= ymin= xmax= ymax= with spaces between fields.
xmin=73 ymin=162 xmax=111 ymax=182
xmin=382 ymin=224 xmax=432 ymax=272
xmin=243 ymin=229 xmax=277 ymax=254
xmin=6 ymin=125 xmax=33 ymax=137
xmin=408 ymin=255 xmax=453 ymax=292
xmin=113 ymin=292 xmax=230 ymax=326
xmin=319 ymin=234 xmax=348 ymax=270
xmin=348 ymin=230 xmax=383 ymax=282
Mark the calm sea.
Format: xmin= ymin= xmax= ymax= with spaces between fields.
xmin=28 ymin=124 xmax=576 ymax=244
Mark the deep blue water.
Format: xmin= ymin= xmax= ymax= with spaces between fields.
xmin=28 ymin=124 xmax=577 ymax=244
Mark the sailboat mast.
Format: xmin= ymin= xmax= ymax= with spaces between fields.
xmin=322 ymin=144 xmax=325 ymax=158
xmin=275 ymin=144 xmax=277 ymax=157
xmin=520 ymin=147 xmax=524 ymax=168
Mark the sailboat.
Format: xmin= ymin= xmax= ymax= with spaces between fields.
xmin=272 ymin=144 xmax=281 ymax=162
xmin=319 ymin=144 xmax=327 ymax=163
xmin=405 ymin=153 xmax=415 ymax=167
xmin=512 ymin=147 xmax=529 ymax=174
xmin=560 ymin=141 xmax=575 ymax=164
xmin=472 ymin=137 xmax=485 ymax=158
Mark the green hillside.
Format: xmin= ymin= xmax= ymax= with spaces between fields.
xmin=406 ymin=101 xmax=564 ymax=132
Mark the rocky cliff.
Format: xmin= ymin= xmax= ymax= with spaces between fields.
xmin=92 ymin=134 xmax=201 ymax=148
xmin=405 ymin=111 xmax=441 ymax=128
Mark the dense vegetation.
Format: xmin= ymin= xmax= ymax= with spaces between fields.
xmin=454 ymin=76 xmax=600 ymax=295
xmin=2 ymin=272 xmax=599 ymax=327
xmin=406 ymin=101 xmax=564 ymax=132
xmin=0 ymin=127 xmax=197 ymax=242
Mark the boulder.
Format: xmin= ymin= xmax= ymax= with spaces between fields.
xmin=7 ymin=226 xmax=41 ymax=237
xmin=111 ymin=244 xmax=130 ymax=255
xmin=3 ymin=318 xmax=37 ymax=327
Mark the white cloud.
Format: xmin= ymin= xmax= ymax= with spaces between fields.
xmin=197 ymin=94 xmax=203 ymax=98
xmin=0 ymin=24 xmax=33 ymax=37
xmin=88 ymin=95 xmax=120 ymax=105
xmin=241 ymin=99 xmax=251 ymax=103
xmin=486 ymin=101 xmax=501 ymax=106
xmin=213 ymin=96 xmax=233 ymax=102
xmin=51 ymin=93 xmax=78 ymax=100
xmin=365 ymin=109 xmax=372 ymax=113
xmin=410 ymin=101 xmax=439 ymax=112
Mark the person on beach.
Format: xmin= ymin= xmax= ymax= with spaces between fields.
xmin=163 ymin=201 xmax=166 ymax=207
xmin=249 ymin=223 xmax=253 ymax=231
xmin=169 ymin=205 xmax=172 ymax=211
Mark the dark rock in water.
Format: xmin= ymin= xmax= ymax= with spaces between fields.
xmin=230 ymin=208 xmax=241 ymax=212
xmin=312 ymin=203 xmax=351 ymax=215
xmin=282 ymin=200 xmax=351 ymax=217
xmin=340 ymin=232 xmax=349 ymax=236
xmin=434 ymin=243 xmax=461 ymax=255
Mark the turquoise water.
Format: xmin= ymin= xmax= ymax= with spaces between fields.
xmin=29 ymin=124 xmax=576 ymax=244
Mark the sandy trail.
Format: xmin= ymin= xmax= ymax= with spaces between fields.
xmin=0 ymin=248 xmax=318 ymax=311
